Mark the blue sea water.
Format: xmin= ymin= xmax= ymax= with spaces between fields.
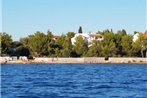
xmin=1 ymin=64 xmax=147 ymax=98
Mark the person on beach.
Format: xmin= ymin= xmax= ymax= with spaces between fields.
xmin=52 ymin=57 xmax=54 ymax=62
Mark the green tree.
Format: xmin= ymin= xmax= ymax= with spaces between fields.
xmin=56 ymin=34 xmax=66 ymax=48
xmin=61 ymin=37 xmax=73 ymax=57
xmin=101 ymin=41 xmax=117 ymax=57
xmin=67 ymin=32 xmax=75 ymax=38
xmin=27 ymin=31 xmax=48 ymax=56
xmin=121 ymin=35 xmax=133 ymax=56
xmin=61 ymin=48 xmax=71 ymax=57
xmin=114 ymin=30 xmax=127 ymax=56
xmin=47 ymin=30 xmax=53 ymax=42
xmin=20 ymin=37 xmax=29 ymax=47
xmin=74 ymin=35 xmax=88 ymax=56
xmin=78 ymin=26 xmax=83 ymax=33
xmin=8 ymin=41 xmax=22 ymax=56
xmin=86 ymin=40 xmax=102 ymax=57
xmin=0 ymin=32 xmax=13 ymax=55
xmin=46 ymin=31 xmax=56 ymax=56
xmin=16 ymin=46 xmax=30 ymax=57
xmin=101 ymin=32 xmax=117 ymax=57
xmin=122 ymin=29 xmax=127 ymax=35
xmin=54 ymin=48 xmax=61 ymax=57
xmin=8 ymin=41 xmax=30 ymax=57
xmin=132 ymin=33 xmax=147 ymax=57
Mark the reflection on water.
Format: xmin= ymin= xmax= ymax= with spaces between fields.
xmin=1 ymin=64 xmax=147 ymax=98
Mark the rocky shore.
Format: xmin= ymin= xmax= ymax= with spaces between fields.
xmin=0 ymin=57 xmax=147 ymax=64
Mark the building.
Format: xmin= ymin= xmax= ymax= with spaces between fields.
xmin=133 ymin=33 xmax=139 ymax=42
xmin=133 ymin=33 xmax=147 ymax=42
xmin=71 ymin=33 xmax=104 ymax=47
xmin=53 ymin=36 xmax=60 ymax=40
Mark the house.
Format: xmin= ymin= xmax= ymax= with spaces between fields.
xmin=144 ymin=33 xmax=147 ymax=38
xmin=53 ymin=36 xmax=60 ymax=40
xmin=71 ymin=33 xmax=104 ymax=47
xmin=88 ymin=33 xmax=104 ymax=42
xmin=133 ymin=33 xmax=140 ymax=42
xmin=133 ymin=33 xmax=147 ymax=42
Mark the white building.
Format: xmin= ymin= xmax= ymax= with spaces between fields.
xmin=71 ymin=33 xmax=104 ymax=47
xmin=133 ymin=33 xmax=139 ymax=42
xmin=133 ymin=33 xmax=147 ymax=42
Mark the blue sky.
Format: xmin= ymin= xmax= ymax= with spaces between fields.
xmin=2 ymin=0 xmax=146 ymax=41
xmin=0 ymin=0 xmax=2 ymax=32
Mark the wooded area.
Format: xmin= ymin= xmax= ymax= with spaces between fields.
xmin=1 ymin=28 xmax=147 ymax=58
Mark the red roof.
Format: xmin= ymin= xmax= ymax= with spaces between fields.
xmin=53 ymin=36 xmax=60 ymax=38
xmin=88 ymin=34 xmax=103 ymax=37
xmin=143 ymin=33 xmax=147 ymax=38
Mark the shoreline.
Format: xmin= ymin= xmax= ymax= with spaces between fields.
xmin=1 ymin=57 xmax=147 ymax=64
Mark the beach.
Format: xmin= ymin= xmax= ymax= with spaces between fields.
xmin=0 ymin=57 xmax=147 ymax=64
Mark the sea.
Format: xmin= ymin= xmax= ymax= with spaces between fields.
xmin=1 ymin=64 xmax=147 ymax=98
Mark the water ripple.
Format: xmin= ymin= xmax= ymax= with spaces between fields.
xmin=1 ymin=64 xmax=147 ymax=98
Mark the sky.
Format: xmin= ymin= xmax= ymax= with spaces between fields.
xmin=0 ymin=0 xmax=2 ymax=32
xmin=1 ymin=0 xmax=146 ymax=41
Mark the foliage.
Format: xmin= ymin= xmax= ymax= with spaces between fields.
xmin=86 ymin=41 xmax=101 ymax=57
xmin=67 ymin=32 xmax=75 ymax=38
xmin=6 ymin=41 xmax=30 ymax=57
xmin=74 ymin=35 xmax=88 ymax=56
xmin=27 ymin=31 xmax=48 ymax=56
xmin=121 ymin=35 xmax=133 ymax=56
xmin=132 ymin=33 xmax=147 ymax=57
xmin=61 ymin=37 xmax=72 ymax=57
xmin=101 ymin=31 xmax=117 ymax=57
xmin=0 ymin=32 xmax=13 ymax=55
xmin=78 ymin=26 xmax=83 ymax=33
xmin=2 ymin=29 xmax=147 ymax=58
xmin=114 ymin=30 xmax=127 ymax=56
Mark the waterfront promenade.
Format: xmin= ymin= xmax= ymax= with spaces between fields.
xmin=0 ymin=57 xmax=147 ymax=64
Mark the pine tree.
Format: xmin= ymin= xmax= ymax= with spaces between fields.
xmin=78 ymin=26 xmax=83 ymax=33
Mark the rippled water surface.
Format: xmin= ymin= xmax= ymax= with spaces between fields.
xmin=1 ymin=64 xmax=147 ymax=98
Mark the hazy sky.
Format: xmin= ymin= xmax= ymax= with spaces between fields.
xmin=2 ymin=0 xmax=146 ymax=41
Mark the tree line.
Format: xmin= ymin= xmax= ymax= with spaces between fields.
xmin=1 ymin=28 xmax=147 ymax=58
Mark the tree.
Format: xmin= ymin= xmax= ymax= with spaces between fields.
xmin=114 ymin=30 xmax=127 ymax=56
xmin=4 ymin=29 xmax=147 ymax=58
xmin=54 ymin=48 xmax=61 ymax=57
xmin=8 ymin=41 xmax=21 ymax=56
xmin=73 ymin=35 xmax=88 ymax=56
xmin=101 ymin=41 xmax=117 ymax=57
xmin=122 ymin=29 xmax=127 ymax=35
xmin=0 ymin=32 xmax=13 ymax=55
xmin=121 ymin=35 xmax=133 ymax=56
xmin=46 ymin=31 xmax=56 ymax=56
xmin=27 ymin=31 xmax=48 ymax=56
xmin=16 ymin=46 xmax=30 ymax=57
xmin=47 ymin=39 xmax=56 ymax=56
xmin=55 ymin=34 xmax=66 ymax=49
xmin=61 ymin=37 xmax=73 ymax=57
xmin=7 ymin=41 xmax=30 ymax=57
xmin=20 ymin=37 xmax=29 ymax=47
xmin=47 ymin=30 xmax=53 ymax=41
xmin=132 ymin=33 xmax=147 ymax=57
xmin=67 ymin=32 xmax=75 ymax=38
xmin=61 ymin=48 xmax=71 ymax=57
xmin=101 ymin=32 xmax=117 ymax=57
xmin=78 ymin=26 xmax=83 ymax=33
xmin=86 ymin=40 xmax=101 ymax=57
